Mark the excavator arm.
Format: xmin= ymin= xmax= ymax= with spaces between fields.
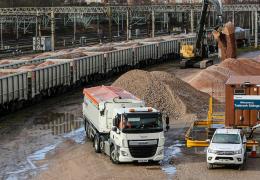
xmin=195 ymin=0 xmax=223 ymax=57
xmin=180 ymin=0 xmax=223 ymax=69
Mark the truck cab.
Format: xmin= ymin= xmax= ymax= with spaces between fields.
xmin=207 ymin=129 xmax=247 ymax=170
xmin=109 ymin=107 xmax=165 ymax=163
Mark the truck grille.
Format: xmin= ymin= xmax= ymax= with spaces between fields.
xmin=216 ymin=151 xmax=235 ymax=155
xmin=128 ymin=145 xmax=158 ymax=158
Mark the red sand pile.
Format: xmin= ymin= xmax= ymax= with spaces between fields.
xmin=0 ymin=61 xmax=10 ymax=65
xmin=189 ymin=58 xmax=260 ymax=93
xmin=18 ymin=65 xmax=37 ymax=69
xmin=17 ymin=61 xmax=56 ymax=69
xmin=0 ymin=72 xmax=12 ymax=77
xmin=37 ymin=61 xmax=56 ymax=68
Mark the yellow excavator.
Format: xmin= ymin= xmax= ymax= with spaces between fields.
xmin=180 ymin=0 xmax=223 ymax=69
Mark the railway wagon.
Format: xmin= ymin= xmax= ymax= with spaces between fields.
xmin=179 ymin=37 xmax=196 ymax=46
xmin=28 ymin=62 xmax=71 ymax=98
xmin=73 ymin=54 xmax=105 ymax=84
xmin=133 ymin=43 xmax=158 ymax=67
xmin=105 ymin=48 xmax=133 ymax=74
xmin=158 ymin=39 xmax=180 ymax=60
xmin=46 ymin=55 xmax=104 ymax=86
xmin=0 ymin=60 xmax=28 ymax=69
xmin=0 ymin=71 xmax=28 ymax=111
xmin=0 ymin=56 xmax=56 ymax=69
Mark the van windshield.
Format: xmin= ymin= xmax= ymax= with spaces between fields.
xmin=212 ymin=134 xmax=241 ymax=144
xmin=120 ymin=113 xmax=163 ymax=133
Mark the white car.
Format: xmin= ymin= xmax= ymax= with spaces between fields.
xmin=207 ymin=129 xmax=247 ymax=170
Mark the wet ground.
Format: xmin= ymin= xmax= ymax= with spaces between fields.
xmin=1 ymin=55 xmax=260 ymax=180
xmin=0 ymin=63 xmax=192 ymax=180
xmin=0 ymin=90 xmax=83 ymax=179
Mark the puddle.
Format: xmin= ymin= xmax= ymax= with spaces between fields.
xmin=37 ymin=112 xmax=84 ymax=136
xmin=161 ymin=140 xmax=185 ymax=179
xmin=1 ymin=111 xmax=85 ymax=180
xmin=63 ymin=127 xmax=86 ymax=144
xmin=5 ymin=143 xmax=59 ymax=180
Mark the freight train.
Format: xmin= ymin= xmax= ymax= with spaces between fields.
xmin=0 ymin=34 xmax=196 ymax=114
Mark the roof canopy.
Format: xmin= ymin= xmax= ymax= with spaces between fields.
xmin=226 ymin=76 xmax=260 ymax=85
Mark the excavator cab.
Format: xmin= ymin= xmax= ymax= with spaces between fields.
xmin=180 ymin=0 xmax=222 ymax=69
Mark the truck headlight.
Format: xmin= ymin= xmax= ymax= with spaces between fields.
xmin=122 ymin=139 xmax=128 ymax=148
xmin=234 ymin=149 xmax=242 ymax=154
xmin=208 ymin=148 xmax=217 ymax=154
xmin=121 ymin=151 xmax=128 ymax=156
xmin=157 ymin=149 xmax=164 ymax=155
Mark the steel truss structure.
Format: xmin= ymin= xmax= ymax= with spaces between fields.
xmin=0 ymin=4 xmax=259 ymax=16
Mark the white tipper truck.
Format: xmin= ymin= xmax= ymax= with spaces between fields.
xmin=82 ymin=86 xmax=167 ymax=164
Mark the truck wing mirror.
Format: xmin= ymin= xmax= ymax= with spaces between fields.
xmin=165 ymin=116 xmax=170 ymax=132
xmin=112 ymin=126 xmax=117 ymax=132
xmin=166 ymin=116 xmax=170 ymax=125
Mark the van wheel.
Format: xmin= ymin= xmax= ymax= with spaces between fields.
xmin=94 ymin=135 xmax=101 ymax=153
xmin=207 ymin=163 xmax=213 ymax=169
xmin=238 ymin=163 xmax=245 ymax=171
xmin=110 ymin=145 xmax=119 ymax=164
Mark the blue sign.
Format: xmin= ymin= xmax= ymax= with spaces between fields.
xmin=234 ymin=95 xmax=260 ymax=110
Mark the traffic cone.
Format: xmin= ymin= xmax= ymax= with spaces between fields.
xmin=250 ymin=144 xmax=257 ymax=158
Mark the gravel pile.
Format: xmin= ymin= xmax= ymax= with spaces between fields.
xmin=113 ymin=70 xmax=209 ymax=121
xmin=189 ymin=58 xmax=260 ymax=93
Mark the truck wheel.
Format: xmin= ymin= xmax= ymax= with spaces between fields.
xmin=84 ymin=119 xmax=91 ymax=140
xmin=100 ymin=136 xmax=105 ymax=153
xmin=207 ymin=163 xmax=213 ymax=170
xmin=110 ymin=145 xmax=119 ymax=164
xmin=94 ymin=135 xmax=101 ymax=153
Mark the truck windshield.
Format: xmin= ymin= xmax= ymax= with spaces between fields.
xmin=121 ymin=113 xmax=163 ymax=133
xmin=212 ymin=134 xmax=241 ymax=144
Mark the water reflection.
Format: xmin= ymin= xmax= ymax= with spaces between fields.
xmin=40 ymin=113 xmax=83 ymax=136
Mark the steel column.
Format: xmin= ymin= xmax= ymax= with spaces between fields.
xmin=108 ymin=6 xmax=112 ymax=42
xmin=51 ymin=10 xmax=55 ymax=51
xmin=74 ymin=14 xmax=76 ymax=43
xmin=232 ymin=11 xmax=235 ymax=24
xmin=152 ymin=10 xmax=155 ymax=38
xmin=117 ymin=15 xmax=120 ymax=37
xmin=0 ymin=19 xmax=3 ymax=50
xmin=127 ymin=10 xmax=129 ymax=41
xmin=255 ymin=10 xmax=258 ymax=48
xmin=191 ymin=9 xmax=194 ymax=33
xmin=252 ymin=11 xmax=254 ymax=36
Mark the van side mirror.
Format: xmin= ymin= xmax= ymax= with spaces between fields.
xmin=206 ymin=139 xmax=211 ymax=143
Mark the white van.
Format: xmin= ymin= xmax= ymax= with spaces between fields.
xmin=207 ymin=129 xmax=247 ymax=170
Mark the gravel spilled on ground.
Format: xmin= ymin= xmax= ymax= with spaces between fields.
xmin=113 ymin=70 xmax=209 ymax=122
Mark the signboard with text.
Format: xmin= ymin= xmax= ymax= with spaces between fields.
xmin=234 ymin=95 xmax=260 ymax=110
